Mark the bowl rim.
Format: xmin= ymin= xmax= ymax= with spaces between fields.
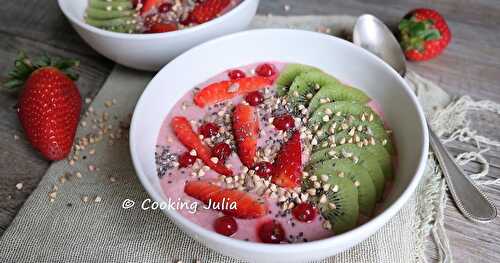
xmin=57 ymin=0 xmax=256 ymax=39
xmin=129 ymin=28 xmax=429 ymax=252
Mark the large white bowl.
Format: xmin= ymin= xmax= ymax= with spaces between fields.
xmin=130 ymin=29 xmax=429 ymax=262
xmin=57 ymin=0 xmax=259 ymax=71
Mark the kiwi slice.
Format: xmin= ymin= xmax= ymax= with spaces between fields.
xmin=308 ymin=101 xmax=383 ymax=129
xmin=364 ymin=144 xmax=393 ymax=179
xmin=85 ymin=0 xmax=138 ymax=33
xmin=310 ymin=159 xmax=377 ymax=216
xmin=309 ymin=145 xmax=385 ymax=201
xmin=313 ymin=113 xmax=394 ymax=154
xmin=276 ymin=64 xmax=321 ymax=96
xmin=304 ymin=175 xmax=359 ymax=235
xmin=308 ymin=84 xmax=370 ymax=113
xmin=287 ymin=71 xmax=340 ymax=108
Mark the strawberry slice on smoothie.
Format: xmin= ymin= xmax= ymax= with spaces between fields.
xmin=184 ymin=181 xmax=267 ymax=219
xmin=232 ymin=104 xmax=259 ymax=168
xmin=193 ymin=76 xmax=273 ymax=107
xmin=271 ymin=131 xmax=302 ymax=188
xmin=171 ymin=116 xmax=233 ymax=176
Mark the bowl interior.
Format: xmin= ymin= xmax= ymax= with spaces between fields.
xmin=130 ymin=29 xmax=427 ymax=247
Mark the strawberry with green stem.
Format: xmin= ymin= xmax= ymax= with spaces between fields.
xmin=398 ymin=8 xmax=451 ymax=61
xmin=3 ymin=52 xmax=81 ymax=160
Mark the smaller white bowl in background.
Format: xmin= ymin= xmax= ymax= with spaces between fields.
xmin=57 ymin=0 xmax=259 ymax=71
xmin=130 ymin=29 xmax=429 ymax=263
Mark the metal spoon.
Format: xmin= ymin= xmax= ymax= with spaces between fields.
xmin=352 ymin=14 xmax=497 ymax=222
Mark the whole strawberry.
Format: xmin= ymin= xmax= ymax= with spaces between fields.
xmin=398 ymin=8 xmax=451 ymax=61
xmin=4 ymin=52 xmax=81 ymax=160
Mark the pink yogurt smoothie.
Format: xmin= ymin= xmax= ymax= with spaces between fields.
xmin=155 ymin=62 xmax=395 ymax=243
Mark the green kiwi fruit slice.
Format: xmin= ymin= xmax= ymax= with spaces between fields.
xmin=313 ymin=114 xmax=394 ymax=154
xmin=308 ymin=84 xmax=370 ymax=113
xmin=364 ymin=144 xmax=393 ymax=179
xmin=308 ymin=101 xmax=383 ymax=129
xmin=287 ymin=71 xmax=340 ymax=108
xmin=309 ymin=144 xmax=385 ymax=201
xmin=304 ymin=175 xmax=359 ymax=235
xmin=276 ymin=64 xmax=321 ymax=96
xmin=85 ymin=0 xmax=138 ymax=33
xmin=310 ymin=159 xmax=377 ymax=216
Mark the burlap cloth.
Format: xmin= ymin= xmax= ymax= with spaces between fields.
xmin=3 ymin=15 xmax=499 ymax=263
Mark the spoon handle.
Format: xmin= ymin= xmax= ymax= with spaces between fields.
xmin=428 ymin=126 xmax=497 ymax=222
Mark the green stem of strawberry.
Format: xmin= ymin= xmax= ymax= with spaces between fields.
xmin=3 ymin=51 xmax=79 ymax=91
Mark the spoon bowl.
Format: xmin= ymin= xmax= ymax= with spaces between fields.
xmin=353 ymin=14 xmax=407 ymax=76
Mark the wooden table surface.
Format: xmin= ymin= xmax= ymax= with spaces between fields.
xmin=1 ymin=0 xmax=499 ymax=262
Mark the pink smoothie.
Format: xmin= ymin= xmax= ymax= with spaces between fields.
xmin=155 ymin=62 xmax=395 ymax=243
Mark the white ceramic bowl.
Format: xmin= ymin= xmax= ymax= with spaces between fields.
xmin=57 ymin=0 xmax=259 ymax=71
xmin=130 ymin=29 xmax=429 ymax=263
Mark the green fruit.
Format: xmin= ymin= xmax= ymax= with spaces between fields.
xmin=304 ymin=175 xmax=359 ymax=235
xmin=310 ymin=159 xmax=377 ymax=216
xmin=308 ymin=84 xmax=370 ymax=113
xmin=309 ymin=144 xmax=385 ymax=201
xmin=308 ymin=101 xmax=383 ymax=129
xmin=287 ymin=71 xmax=340 ymax=108
xmin=85 ymin=0 xmax=138 ymax=33
xmin=364 ymin=144 xmax=393 ymax=179
xmin=276 ymin=64 xmax=321 ymax=96
xmin=313 ymin=113 xmax=394 ymax=154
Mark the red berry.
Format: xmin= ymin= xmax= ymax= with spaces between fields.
xmin=292 ymin=203 xmax=317 ymax=223
xmin=227 ymin=69 xmax=246 ymax=80
xmin=258 ymin=220 xmax=285 ymax=244
xmin=212 ymin=143 xmax=232 ymax=161
xmin=214 ymin=215 xmax=238 ymax=236
xmin=255 ymin=63 xmax=276 ymax=77
xmin=199 ymin=122 xmax=219 ymax=138
xmin=178 ymin=152 xmax=197 ymax=168
xmin=272 ymin=115 xmax=295 ymax=131
xmin=147 ymin=23 xmax=178 ymax=33
xmin=253 ymin=161 xmax=273 ymax=178
xmin=158 ymin=3 xmax=172 ymax=13
xmin=244 ymin=91 xmax=264 ymax=106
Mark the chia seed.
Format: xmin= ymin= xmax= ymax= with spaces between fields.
xmin=155 ymin=145 xmax=177 ymax=178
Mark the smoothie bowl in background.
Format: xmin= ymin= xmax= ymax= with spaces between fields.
xmin=130 ymin=29 xmax=428 ymax=262
xmin=57 ymin=0 xmax=259 ymax=70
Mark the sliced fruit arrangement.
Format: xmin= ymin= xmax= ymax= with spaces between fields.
xmin=4 ymin=52 xmax=81 ymax=161
xmin=272 ymin=63 xmax=396 ymax=234
xmin=232 ymin=104 xmax=260 ymax=168
xmin=159 ymin=62 xmax=397 ymax=241
xmin=171 ymin=116 xmax=233 ymax=176
xmin=185 ymin=181 xmax=267 ymax=219
xmin=398 ymin=8 xmax=451 ymax=61
xmin=85 ymin=0 xmax=239 ymax=34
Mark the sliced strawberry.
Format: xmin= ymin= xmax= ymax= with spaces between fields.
xmin=271 ymin=131 xmax=302 ymax=188
xmin=184 ymin=181 xmax=267 ymax=218
xmin=140 ymin=0 xmax=160 ymax=15
xmin=171 ymin=116 xmax=232 ymax=176
xmin=232 ymin=104 xmax=259 ymax=168
xmin=193 ymin=76 xmax=273 ymax=108
xmin=188 ymin=0 xmax=231 ymax=24
xmin=147 ymin=22 xmax=178 ymax=33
